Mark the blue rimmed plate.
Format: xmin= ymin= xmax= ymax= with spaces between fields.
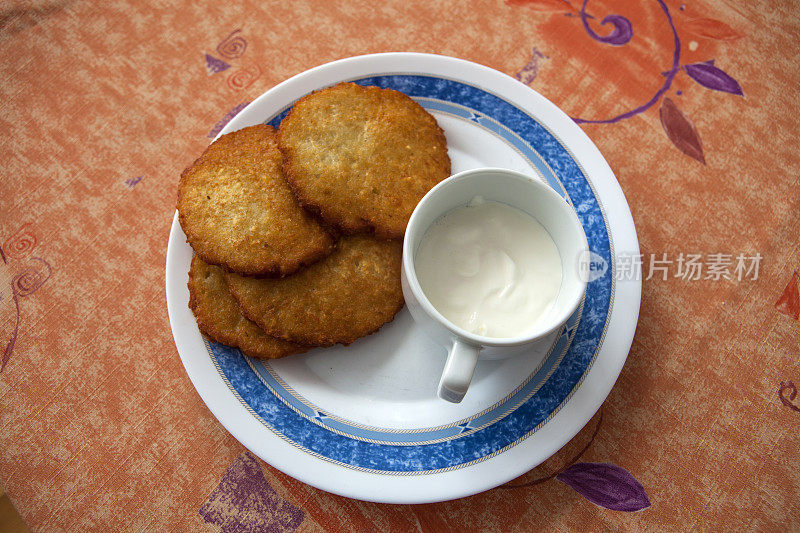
xmin=165 ymin=53 xmax=640 ymax=503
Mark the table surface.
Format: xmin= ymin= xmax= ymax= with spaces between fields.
xmin=2 ymin=0 xmax=799 ymax=530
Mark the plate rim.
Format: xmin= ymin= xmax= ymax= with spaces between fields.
xmin=166 ymin=52 xmax=641 ymax=503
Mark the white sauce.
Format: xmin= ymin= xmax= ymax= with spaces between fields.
xmin=415 ymin=198 xmax=562 ymax=338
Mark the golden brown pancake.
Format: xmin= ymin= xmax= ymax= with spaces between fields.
xmin=188 ymin=256 xmax=311 ymax=359
xmin=177 ymin=124 xmax=335 ymax=277
xmin=225 ymin=234 xmax=404 ymax=346
xmin=278 ymin=83 xmax=451 ymax=239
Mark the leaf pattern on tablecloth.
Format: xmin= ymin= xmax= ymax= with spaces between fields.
xmin=684 ymin=18 xmax=743 ymax=41
xmin=659 ymin=97 xmax=705 ymax=164
xmin=124 ymin=175 xmax=143 ymax=188
xmin=684 ymin=62 xmax=743 ymax=95
xmin=506 ymin=0 xmax=574 ymax=12
xmin=557 ymin=462 xmax=651 ymax=512
xmin=199 ymin=451 xmax=304 ymax=533
xmin=508 ymin=1 xmax=745 ymax=161
xmin=501 ymin=409 xmax=649 ymax=513
xmin=516 ymin=47 xmax=549 ymax=84
xmin=208 ymin=102 xmax=251 ymax=138
xmin=774 ymin=271 xmax=799 ymax=320
xmin=205 ymin=53 xmax=231 ymax=75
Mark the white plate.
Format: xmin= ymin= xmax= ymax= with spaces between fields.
xmin=165 ymin=53 xmax=640 ymax=503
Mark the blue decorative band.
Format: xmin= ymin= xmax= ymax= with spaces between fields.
xmin=207 ymin=74 xmax=613 ymax=473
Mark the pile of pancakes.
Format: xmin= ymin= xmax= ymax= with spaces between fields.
xmin=177 ymin=82 xmax=451 ymax=358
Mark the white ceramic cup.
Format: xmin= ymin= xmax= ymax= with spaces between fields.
xmin=401 ymin=168 xmax=589 ymax=403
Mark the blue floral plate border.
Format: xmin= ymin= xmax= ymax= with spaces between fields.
xmin=205 ymin=74 xmax=612 ymax=474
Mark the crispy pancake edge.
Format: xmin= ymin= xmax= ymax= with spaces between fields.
xmin=187 ymin=255 xmax=312 ymax=359
xmin=277 ymin=83 xmax=450 ymax=239
xmin=225 ymin=235 xmax=405 ymax=346
xmin=177 ymin=124 xmax=336 ymax=277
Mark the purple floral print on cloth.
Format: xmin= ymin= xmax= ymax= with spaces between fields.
xmin=199 ymin=451 xmax=304 ymax=533
xmin=557 ymin=462 xmax=651 ymax=511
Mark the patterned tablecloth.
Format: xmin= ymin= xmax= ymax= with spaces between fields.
xmin=2 ymin=0 xmax=798 ymax=530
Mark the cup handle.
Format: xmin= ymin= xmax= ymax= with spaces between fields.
xmin=437 ymin=340 xmax=481 ymax=403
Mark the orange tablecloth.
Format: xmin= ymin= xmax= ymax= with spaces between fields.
xmin=2 ymin=0 xmax=798 ymax=530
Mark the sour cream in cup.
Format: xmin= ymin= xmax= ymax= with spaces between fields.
xmin=415 ymin=197 xmax=563 ymax=339
xmin=401 ymin=168 xmax=588 ymax=403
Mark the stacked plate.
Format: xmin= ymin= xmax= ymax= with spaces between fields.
xmin=165 ymin=53 xmax=640 ymax=503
